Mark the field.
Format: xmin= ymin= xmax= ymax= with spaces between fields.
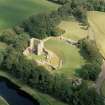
xmin=88 ymin=11 xmax=105 ymax=57
xmin=45 ymin=38 xmax=85 ymax=77
xmin=0 ymin=0 xmax=59 ymax=30
xmin=0 ymin=96 xmax=9 ymax=105
xmin=58 ymin=21 xmax=87 ymax=40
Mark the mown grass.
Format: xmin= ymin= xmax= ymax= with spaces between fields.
xmin=0 ymin=0 xmax=59 ymax=30
xmin=45 ymin=38 xmax=85 ymax=77
xmin=0 ymin=96 xmax=9 ymax=105
xmin=58 ymin=21 xmax=87 ymax=40
xmin=88 ymin=11 xmax=105 ymax=57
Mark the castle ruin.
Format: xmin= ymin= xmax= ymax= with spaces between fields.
xmin=23 ymin=38 xmax=44 ymax=56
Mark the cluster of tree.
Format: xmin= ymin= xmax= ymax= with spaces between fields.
xmin=18 ymin=0 xmax=105 ymax=39
xmin=49 ymin=0 xmax=105 ymax=11
xmin=17 ymin=0 xmax=88 ymax=39
xmin=0 ymin=29 xmax=104 ymax=105
xmin=76 ymin=63 xmax=101 ymax=81
xmin=86 ymin=0 xmax=105 ymax=11
xmin=54 ymin=1 xmax=87 ymax=23
xmin=49 ymin=0 xmax=105 ymax=23
xmin=15 ymin=0 xmax=105 ymax=40
xmin=79 ymin=38 xmax=103 ymax=64
xmin=0 ymin=0 xmax=105 ymax=104
xmin=0 ymin=29 xmax=30 ymax=52
xmin=19 ymin=13 xmax=64 ymax=39
xmin=0 ymin=46 xmax=104 ymax=105
xmin=77 ymin=38 xmax=103 ymax=81
xmin=0 ymin=47 xmax=7 ymax=67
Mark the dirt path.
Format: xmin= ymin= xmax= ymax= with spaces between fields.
xmin=96 ymin=61 xmax=105 ymax=94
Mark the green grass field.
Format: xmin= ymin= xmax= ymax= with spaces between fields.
xmin=0 ymin=0 xmax=59 ymax=30
xmin=45 ymin=38 xmax=85 ymax=77
xmin=0 ymin=96 xmax=9 ymax=105
xmin=88 ymin=11 xmax=105 ymax=57
xmin=58 ymin=21 xmax=87 ymax=40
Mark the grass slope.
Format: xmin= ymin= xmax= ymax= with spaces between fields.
xmin=45 ymin=38 xmax=85 ymax=77
xmin=58 ymin=21 xmax=87 ymax=40
xmin=88 ymin=11 xmax=105 ymax=57
xmin=0 ymin=0 xmax=59 ymax=30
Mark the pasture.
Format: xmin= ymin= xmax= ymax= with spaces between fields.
xmin=45 ymin=38 xmax=85 ymax=77
xmin=0 ymin=0 xmax=59 ymax=30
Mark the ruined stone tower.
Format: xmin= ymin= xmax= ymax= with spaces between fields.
xmin=30 ymin=38 xmax=44 ymax=55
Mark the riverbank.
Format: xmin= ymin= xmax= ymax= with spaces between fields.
xmin=0 ymin=70 xmax=68 ymax=105
xmin=0 ymin=96 xmax=9 ymax=105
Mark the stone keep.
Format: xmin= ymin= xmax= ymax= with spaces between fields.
xmin=30 ymin=38 xmax=44 ymax=55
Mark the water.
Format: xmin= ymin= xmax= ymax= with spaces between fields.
xmin=0 ymin=78 xmax=39 ymax=105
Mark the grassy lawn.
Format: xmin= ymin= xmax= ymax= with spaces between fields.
xmin=58 ymin=21 xmax=87 ymax=40
xmin=45 ymin=38 xmax=86 ymax=77
xmin=0 ymin=71 xmax=68 ymax=105
xmin=88 ymin=11 xmax=105 ymax=57
xmin=0 ymin=0 xmax=59 ymax=30
xmin=0 ymin=96 xmax=9 ymax=105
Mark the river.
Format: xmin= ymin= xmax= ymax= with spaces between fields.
xmin=0 ymin=77 xmax=39 ymax=105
